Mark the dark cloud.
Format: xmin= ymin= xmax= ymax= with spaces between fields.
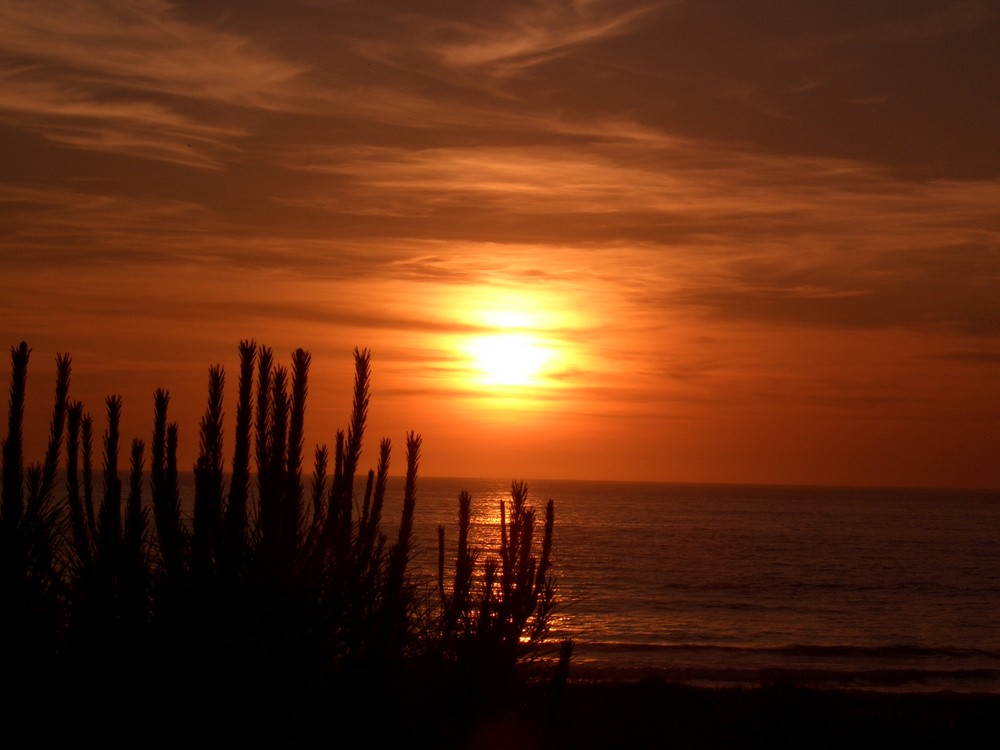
xmin=931 ymin=350 xmax=1000 ymax=364
xmin=659 ymin=242 xmax=1000 ymax=337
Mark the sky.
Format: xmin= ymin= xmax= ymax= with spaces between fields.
xmin=1 ymin=0 xmax=998 ymax=488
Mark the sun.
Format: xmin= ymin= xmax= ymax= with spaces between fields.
xmin=468 ymin=332 xmax=551 ymax=387
xmin=445 ymin=286 xmax=582 ymax=399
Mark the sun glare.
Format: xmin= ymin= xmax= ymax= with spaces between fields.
xmin=449 ymin=287 xmax=580 ymax=398
xmin=468 ymin=332 xmax=551 ymax=386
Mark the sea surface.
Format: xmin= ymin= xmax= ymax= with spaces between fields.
xmin=174 ymin=475 xmax=1000 ymax=692
xmin=378 ymin=478 xmax=1000 ymax=693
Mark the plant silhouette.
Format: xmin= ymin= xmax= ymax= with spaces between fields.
xmin=0 ymin=340 xmax=566 ymax=745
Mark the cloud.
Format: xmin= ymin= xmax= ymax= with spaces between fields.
xmin=646 ymin=216 xmax=1000 ymax=336
xmin=277 ymin=132 xmax=1000 ymax=264
xmin=0 ymin=0 xmax=306 ymax=165
xmin=0 ymin=67 xmax=245 ymax=167
xmin=336 ymin=0 xmax=662 ymax=77
xmin=428 ymin=1 xmax=663 ymax=72
xmin=0 ymin=183 xmax=224 ymax=259
xmin=932 ymin=350 xmax=1000 ymax=364
xmin=666 ymin=242 xmax=1000 ymax=337
xmin=7 ymin=103 xmax=997 ymax=343
xmin=822 ymin=0 xmax=995 ymax=45
xmin=0 ymin=0 xmax=304 ymax=105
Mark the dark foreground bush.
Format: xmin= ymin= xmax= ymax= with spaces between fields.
xmin=0 ymin=341 xmax=567 ymax=746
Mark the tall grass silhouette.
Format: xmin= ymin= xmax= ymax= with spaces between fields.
xmin=0 ymin=340 xmax=565 ymax=744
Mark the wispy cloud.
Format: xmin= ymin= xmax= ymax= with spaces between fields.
xmin=278 ymin=132 xmax=1000 ymax=262
xmin=0 ymin=183 xmax=223 ymax=258
xmin=427 ymin=1 xmax=663 ymax=72
xmin=0 ymin=0 xmax=304 ymax=105
xmin=341 ymin=0 xmax=662 ymax=77
xmin=0 ymin=68 xmax=246 ymax=167
xmin=0 ymin=0 xmax=306 ymax=165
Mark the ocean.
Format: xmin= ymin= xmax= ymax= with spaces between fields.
xmin=379 ymin=477 xmax=1000 ymax=693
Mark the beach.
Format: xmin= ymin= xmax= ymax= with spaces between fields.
xmin=540 ymin=678 xmax=1000 ymax=750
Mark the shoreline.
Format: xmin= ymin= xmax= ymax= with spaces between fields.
xmin=563 ymin=659 xmax=1000 ymax=695
xmin=17 ymin=664 xmax=1000 ymax=748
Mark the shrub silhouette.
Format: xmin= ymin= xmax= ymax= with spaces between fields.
xmin=0 ymin=343 xmax=67 ymax=684
xmin=435 ymin=483 xmax=557 ymax=687
xmin=0 ymin=340 xmax=565 ymax=743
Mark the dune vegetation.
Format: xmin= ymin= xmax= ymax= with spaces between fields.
xmin=1 ymin=341 xmax=566 ymax=745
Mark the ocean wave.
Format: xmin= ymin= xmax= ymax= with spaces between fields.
xmin=565 ymin=661 xmax=1000 ymax=692
xmin=576 ymin=641 xmax=1000 ymax=661
xmin=563 ymin=639 xmax=1000 ymax=692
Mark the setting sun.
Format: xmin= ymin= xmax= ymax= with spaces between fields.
xmin=444 ymin=286 xmax=583 ymax=398
xmin=467 ymin=331 xmax=551 ymax=387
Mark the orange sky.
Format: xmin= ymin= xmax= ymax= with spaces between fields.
xmin=2 ymin=1 xmax=999 ymax=488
